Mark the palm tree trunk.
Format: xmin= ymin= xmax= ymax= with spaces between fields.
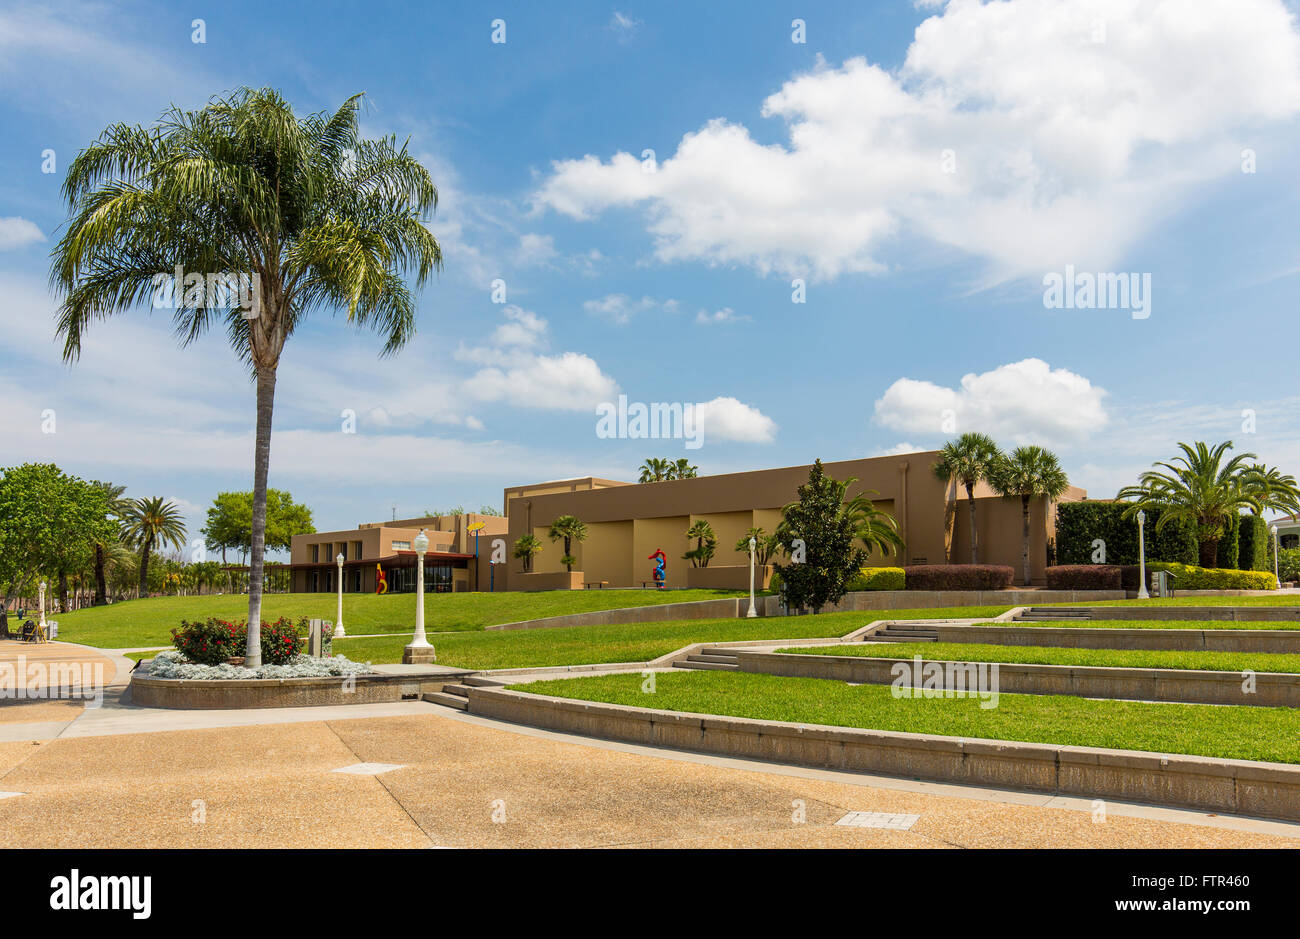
xmin=1021 ymin=495 xmax=1031 ymax=586
xmin=58 ymin=571 xmax=69 ymax=611
xmin=138 ymin=539 xmax=152 ymax=597
xmin=1199 ymin=537 xmax=1219 ymax=568
xmin=94 ymin=543 xmax=107 ymax=606
xmin=966 ymin=482 xmax=978 ymax=564
xmin=245 ymin=365 xmax=277 ymax=667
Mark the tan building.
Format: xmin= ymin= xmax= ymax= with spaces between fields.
xmin=288 ymin=512 xmax=508 ymax=594
xmin=499 ymin=453 xmax=1085 ymax=590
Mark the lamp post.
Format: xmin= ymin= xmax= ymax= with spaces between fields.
xmin=1136 ymin=510 xmax=1150 ymax=599
xmin=747 ymin=536 xmax=758 ymax=617
xmin=334 ymin=553 xmax=346 ymax=638
xmin=1272 ymin=524 xmax=1281 ymax=589
xmin=403 ymin=529 xmax=435 ymax=663
xmin=38 ymin=580 xmax=47 ymax=627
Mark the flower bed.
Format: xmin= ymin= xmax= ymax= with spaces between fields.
xmin=148 ymin=649 xmax=375 ymax=681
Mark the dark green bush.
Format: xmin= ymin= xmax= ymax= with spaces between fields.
xmin=904 ymin=565 xmax=1013 ymax=590
xmin=1238 ymin=515 xmax=1269 ymax=571
xmin=1055 ymin=502 xmax=1197 ymax=566
xmin=1045 ymin=565 xmax=1122 ymax=589
xmin=1215 ymin=512 xmax=1240 ymax=570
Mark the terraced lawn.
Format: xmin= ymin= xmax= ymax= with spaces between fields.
xmin=513 ymin=670 xmax=1300 ymax=764
xmin=48 ymin=588 xmax=746 ymax=649
xmin=330 ymin=606 xmax=1011 ymax=670
xmin=780 ymin=641 xmax=1300 ymax=673
xmin=1041 ymin=597 xmax=1300 ymax=607
xmin=1019 ymin=618 xmax=1300 ymax=630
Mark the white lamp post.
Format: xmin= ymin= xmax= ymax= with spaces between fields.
xmin=38 ymin=580 xmax=47 ymax=627
xmin=1272 ymin=524 xmax=1281 ymax=589
xmin=403 ymin=529 xmax=435 ymax=663
xmin=1136 ymin=510 xmax=1150 ymax=599
xmin=334 ymin=553 xmax=346 ymax=638
xmin=746 ymin=536 xmax=758 ymax=618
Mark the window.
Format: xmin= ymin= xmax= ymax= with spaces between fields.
xmin=353 ymin=569 xmax=362 ymax=592
xmin=310 ymin=544 xmax=319 ymax=563
xmin=352 ymin=540 xmax=363 ymax=560
xmin=392 ymin=540 xmax=411 ymax=551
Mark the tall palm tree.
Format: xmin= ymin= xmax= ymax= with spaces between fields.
xmin=121 ymin=497 xmax=187 ymax=598
xmin=89 ymin=480 xmax=129 ymax=606
xmin=1117 ymin=441 xmax=1259 ymax=567
xmin=638 ymin=458 xmax=671 ymax=483
xmin=931 ymin=432 xmax=1003 ymax=564
xmin=547 ymin=515 xmax=588 ymax=572
xmin=1241 ymin=463 xmax=1300 ymax=518
xmin=669 ymin=458 xmax=698 ymax=480
xmin=989 ymin=446 xmax=1070 ymax=585
xmin=51 ymin=88 xmax=442 ymax=665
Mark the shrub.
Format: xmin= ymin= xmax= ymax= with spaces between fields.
xmin=1238 ymin=515 xmax=1270 ymax=572
xmin=1055 ymin=502 xmax=1198 ymax=566
xmin=1149 ymin=562 xmax=1276 ymax=591
xmin=847 ymin=567 xmax=905 ymax=591
xmin=1215 ymin=512 xmax=1240 ymax=570
xmin=1044 ymin=565 xmax=1122 ymax=590
xmin=904 ymin=564 xmax=1014 ymax=591
xmin=1278 ymin=548 xmax=1300 ymax=584
xmin=1118 ymin=565 xmax=1143 ymax=590
xmin=170 ymin=615 xmax=307 ymax=666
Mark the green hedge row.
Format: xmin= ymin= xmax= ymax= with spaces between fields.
xmin=847 ymin=567 xmax=905 ymax=591
xmin=1149 ymin=562 xmax=1276 ymax=591
xmin=1055 ymin=502 xmax=1197 ymax=566
xmin=1239 ymin=514 xmax=1270 ymax=572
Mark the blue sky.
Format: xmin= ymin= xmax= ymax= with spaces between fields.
xmin=3 ymin=0 xmax=1300 ymax=553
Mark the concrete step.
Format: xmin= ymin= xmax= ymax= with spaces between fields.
xmin=461 ymin=675 xmax=505 ymax=688
xmin=687 ymin=653 xmax=739 ymax=665
xmin=673 ymin=660 xmax=739 ymax=671
xmin=871 ymin=635 xmax=937 ymax=643
xmin=423 ymin=691 xmax=469 ymax=710
xmin=441 ymin=683 xmax=474 ymax=698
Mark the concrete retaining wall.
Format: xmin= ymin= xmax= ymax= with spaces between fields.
xmin=466 ymin=686 xmax=1300 ymax=822
xmin=919 ymin=623 xmax=1300 ymax=653
xmin=129 ymin=667 xmax=471 ymax=709
xmin=737 ymin=649 xmax=1300 ymax=707
xmin=1067 ymin=606 xmax=1300 ymax=622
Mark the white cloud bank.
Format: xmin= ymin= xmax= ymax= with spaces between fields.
xmin=0 ymin=217 xmax=45 ymax=250
xmin=696 ymin=396 xmax=777 ymax=444
xmin=535 ymin=0 xmax=1300 ymax=282
xmin=873 ymin=358 xmax=1108 ymax=444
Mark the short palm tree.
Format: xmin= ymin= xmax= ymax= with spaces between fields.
xmin=735 ymin=527 xmax=779 ymax=567
xmin=638 ymin=458 xmax=671 ymax=483
xmin=989 ymin=446 xmax=1069 ymax=585
xmin=546 ymin=515 xmax=588 ymax=572
xmin=842 ymin=486 xmax=906 ymax=559
xmin=1242 ymin=463 xmax=1300 ymax=518
xmin=51 ymin=88 xmax=442 ymax=665
xmin=121 ymin=497 xmax=187 ymax=597
xmin=1117 ymin=441 xmax=1260 ymax=567
xmin=512 ymin=534 xmax=543 ymax=573
xmin=684 ymin=520 xmax=717 ymax=568
xmin=931 ymin=432 xmax=1003 ymax=564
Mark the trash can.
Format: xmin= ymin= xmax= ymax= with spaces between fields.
xmin=46 ymin=621 xmax=58 ymax=639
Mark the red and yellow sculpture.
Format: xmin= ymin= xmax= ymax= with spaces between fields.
xmin=375 ymin=563 xmax=388 ymax=594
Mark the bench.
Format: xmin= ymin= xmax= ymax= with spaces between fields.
xmin=583 ymin=581 xmax=609 ymax=589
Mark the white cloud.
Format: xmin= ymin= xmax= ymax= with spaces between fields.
xmin=873 ymin=358 xmax=1108 ymax=444
xmin=875 ymin=442 xmax=926 ymax=456
xmin=515 ymin=232 xmax=558 ymax=266
xmin=609 ymin=12 xmax=643 ymax=36
xmin=696 ymin=396 xmax=778 ymax=444
xmin=583 ymin=293 xmax=679 ymax=325
xmin=0 ymin=217 xmax=45 ymax=250
xmin=695 ymin=307 xmax=749 ymax=325
xmin=536 ymin=0 xmax=1300 ymax=282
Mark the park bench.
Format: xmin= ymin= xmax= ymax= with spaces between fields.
xmin=582 ymin=581 xmax=609 ymax=589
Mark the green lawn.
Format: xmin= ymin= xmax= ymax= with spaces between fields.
xmin=1018 ymin=618 xmax=1300 ymax=630
xmin=51 ymin=589 xmax=745 ymax=649
xmin=780 ymin=641 xmax=1300 ymax=673
xmin=330 ymin=606 xmax=1011 ymax=670
xmin=513 ymin=670 xmax=1300 ymax=764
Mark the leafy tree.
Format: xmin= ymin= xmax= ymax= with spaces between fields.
xmin=512 ymin=534 xmax=543 ymax=573
xmin=638 ymin=458 xmax=671 ymax=483
xmin=1117 ymin=441 xmax=1260 ymax=569
xmin=121 ymin=497 xmax=187 ymax=597
xmin=0 ymin=464 xmax=116 ymax=611
xmin=547 ymin=515 xmax=588 ymax=572
xmin=1242 ymin=464 xmax=1300 ymax=518
xmin=202 ymin=489 xmax=315 ymax=563
xmin=52 ymin=88 xmax=442 ymax=666
xmin=477 ymin=504 xmax=504 ymax=516
xmin=931 ymin=432 xmax=1003 ymax=564
xmin=683 ymin=520 xmax=717 ymax=568
xmin=989 ymin=446 xmax=1070 ymax=585
xmin=88 ymin=480 xmax=130 ymax=606
xmin=774 ymin=460 xmax=866 ymax=613
xmin=735 ymin=527 xmax=780 ymax=567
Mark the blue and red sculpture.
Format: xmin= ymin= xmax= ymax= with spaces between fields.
xmin=648 ymin=549 xmax=667 ymax=589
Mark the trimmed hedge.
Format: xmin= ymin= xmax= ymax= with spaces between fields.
xmin=904 ymin=564 xmax=1014 ymax=591
xmin=1149 ymin=562 xmax=1276 ymax=591
xmin=848 ymin=566 xmax=905 ymax=591
xmin=1215 ymin=512 xmax=1240 ymax=570
xmin=1238 ymin=515 xmax=1270 ymax=572
xmin=1045 ymin=565 xmax=1122 ymax=590
xmin=1055 ymin=501 xmax=1197 ymax=566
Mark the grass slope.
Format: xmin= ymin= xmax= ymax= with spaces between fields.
xmin=51 ymin=589 xmax=744 ymax=648
xmin=514 ymin=670 xmax=1300 ymax=764
xmin=331 ymin=606 xmax=1011 ymax=670
xmin=781 ymin=641 xmax=1300 ymax=673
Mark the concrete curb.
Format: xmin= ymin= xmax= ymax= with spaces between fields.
xmin=736 ymin=649 xmax=1300 ymax=707
xmin=925 ymin=623 xmax=1300 ymax=653
xmin=463 ymin=685 xmax=1300 ymax=822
